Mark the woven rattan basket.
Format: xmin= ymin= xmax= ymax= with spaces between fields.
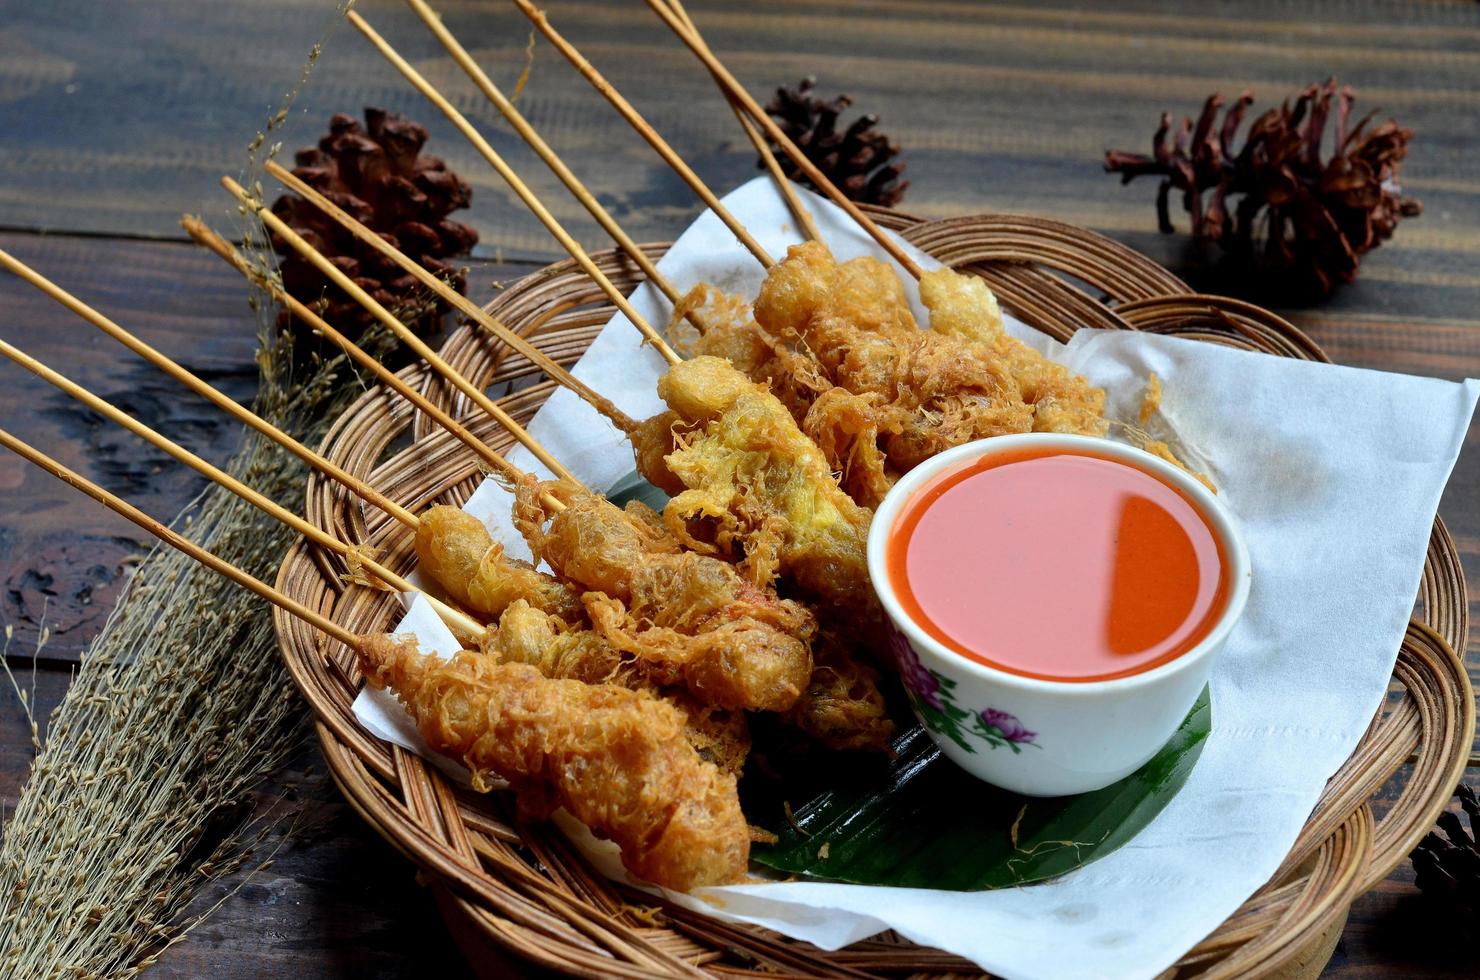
xmin=274 ymin=210 xmax=1474 ymax=978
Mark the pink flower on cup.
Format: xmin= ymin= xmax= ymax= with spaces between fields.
xmin=889 ymin=626 xmax=942 ymax=710
xmin=980 ymin=707 xmax=1037 ymax=746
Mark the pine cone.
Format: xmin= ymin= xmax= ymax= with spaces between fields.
xmin=270 ymin=107 xmax=479 ymax=339
xmin=763 ymin=77 xmax=908 ymax=207
xmin=1104 ymin=78 xmax=1421 ymax=297
xmin=1412 ymin=783 xmax=1480 ymax=910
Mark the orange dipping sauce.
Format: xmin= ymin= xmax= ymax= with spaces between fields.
xmin=888 ymin=447 xmax=1227 ymax=683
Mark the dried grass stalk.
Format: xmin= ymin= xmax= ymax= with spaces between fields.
xmin=0 ymin=9 xmax=387 ymax=974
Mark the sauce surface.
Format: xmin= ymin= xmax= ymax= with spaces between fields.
xmin=888 ymin=448 xmax=1226 ymax=682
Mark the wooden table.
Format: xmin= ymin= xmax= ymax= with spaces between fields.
xmin=1 ymin=1 xmax=1477 ymax=975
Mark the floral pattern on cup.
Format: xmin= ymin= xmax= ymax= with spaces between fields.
xmin=979 ymin=707 xmax=1037 ymax=747
xmin=889 ymin=623 xmax=942 ymax=710
xmin=889 ymin=624 xmax=1039 ymax=755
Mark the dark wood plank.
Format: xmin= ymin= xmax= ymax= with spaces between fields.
xmin=0 ymin=232 xmax=260 ymax=660
xmin=1 ymin=0 xmax=1477 ymax=322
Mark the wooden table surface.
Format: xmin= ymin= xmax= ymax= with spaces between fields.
xmin=1 ymin=0 xmax=1477 ymax=976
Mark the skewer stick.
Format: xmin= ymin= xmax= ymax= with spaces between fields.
xmin=182 ymin=216 xmax=569 ymax=515
xmin=344 ymin=9 xmax=683 ymax=366
xmin=259 ymin=164 xmax=636 ymax=435
xmin=644 ymin=0 xmax=923 ymax=279
xmin=507 ymin=0 xmax=775 ymax=269
xmin=0 ymin=424 xmax=361 ymax=648
xmin=0 ymin=335 xmax=485 ymax=639
xmin=661 ymin=0 xmax=821 ymax=242
xmin=0 ymin=246 xmax=418 ymax=528
xmin=404 ymin=0 xmax=696 ymax=317
xmin=224 ymin=176 xmax=581 ymax=483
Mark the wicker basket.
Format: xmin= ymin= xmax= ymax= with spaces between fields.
xmin=274 ymin=211 xmax=1474 ymax=978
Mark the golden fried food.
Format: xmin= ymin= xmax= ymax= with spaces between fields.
xmin=512 ymin=478 xmax=681 ymax=602
xmin=754 ymin=240 xmax=918 ymax=345
xmin=782 ymin=634 xmax=894 ymax=753
xmin=750 ymin=244 xmax=1040 ymax=502
xmin=488 ymin=599 xmax=752 ymax=772
xmin=514 ymin=478 xmax=817 ymax=711
xmin=666 ymin=693 xmax=752 ymax=776
xmin=918 ymin=265 xmax=1107 ymax=436
xmin=356 ymin=633 xmax=749 ymax=890
xmin=488 ymin=597 xmax=633 ymax=685
xmin=801 ymin=387 xmax=897 ymax=508
xmin=416 ymin=505 xmax=584 ymax=623
xmin=669 ymin=283 xmax=774 ymax=376
xmin=656 ymin=355 xmax=878 ymax=623
xmin=586 ymin=589 xmax=811 ymax=713
xmin=666 ymin=243 xmax=1108 ymax=507
xmin=626 ymin=410 xmax=690 ymax=497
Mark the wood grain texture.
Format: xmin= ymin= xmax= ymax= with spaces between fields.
xmin=0 ymin=0 xmax=1476 ymax=976
xmin=0 ymin=232 xmax=259 ymax=659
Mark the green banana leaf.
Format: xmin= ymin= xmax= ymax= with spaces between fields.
xmin=749 ymin=690 xmax=1210 ymax=890
xmin=606 ymin=472 xmax=1211 ymax=891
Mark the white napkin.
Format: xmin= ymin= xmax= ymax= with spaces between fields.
xmin=353 ymin=177 xmax=1478 ymax=979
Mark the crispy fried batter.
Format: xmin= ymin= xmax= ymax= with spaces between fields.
xmin=782 ymin=634 xmax=894 ymax=753
xmin=747 ymin=243 xmax=1072 ymax=497
xmin=628 ymin=410 xmax=690 ymax=497
xmin=680 ymin=243 xmax=1108 ymax=508
xmin=670 ymin=283 xmax=774 ymax=376
xmin=488 ymin=598 xmax=634 ymax=685
xmin=488 ymin=599 xmax=753 ymax=772
xmin=656 ymin=356 xmax=878 ymax=628
xmin=514 ymin=478 xmax=817 ymax=711
xmin=512 ymin=478 xmax=681 ymax=601
xmin=586 ymin=581 xmax=813 ymax=713
xmin=416 ymin=505 xmax=584 ymax=623
xmin=357 ymin=633 xmax=749 ymax=890
xmin=918 ymin=265 xmax=1107 ymax=436
xmin=802 ymin=387 xmax=895 ymax=508
xmin=755 ymin=241 xmax=917 ymax=344
xmin=918 ymin=263 xmax=1005 ymax=344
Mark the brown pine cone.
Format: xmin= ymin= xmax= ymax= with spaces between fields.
xmin=270 ymin=107 xmax=479 ymax=339
xmin=763 ymin=77 xmax=908 ymax=207
xmin=1105 ymin=78 xmax=1421 ymax=298
xmin=1412 ymin=783 xmax=1480 ymax=912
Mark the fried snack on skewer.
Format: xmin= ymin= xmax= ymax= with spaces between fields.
xmin=512 ymin=477 xmax=816 ymax=711
xmin=511 ymin=478 xmax=681 ymax=602
xmin=652 ymin=355 xmax=878 ymax=623
xmin=489 ymin=599 xmax=752 ymax=773
xmin=416 ymin=505 xmax=584 ymax=623
xmin=488 ymin=597 xmax=632 ymax=684
xmin=665 ymin=243 xmax=1109 ymax=507
xmin=782 ymin=634 xmax=894 ymax=753
xmin=356 ymin=633 xmax=750 ymax=891
xmin=586 ymin=591 xmax=809 ymax=713
xmin=916 ymin=263 xmax=1107 ymax=437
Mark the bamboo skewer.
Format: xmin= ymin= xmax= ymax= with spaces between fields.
xmin=182 ymin=215 xmax=583 ymax=511
xmin=508 ymin=0 xmax=775 ymax=270
xmin=345 ymin=9 xmax=683 ymax=366
xmin=0 ymin=246 xmax=418 ymax=528
xmin=660 ymin=0 xmax=821 ymax=242
xmin=403 ymin=0 xmax=697 ymax=318
xmin=0 ymin=424 xmax=362 ymax=648
xmin=0 ymin=334 xmax=486 ymax=639
xmin=183 ymin=217 xmax=570 ymax=517
xmin=644 ymin=0 xmax=923 ymax=279
xmin=258 ymin=165 xmax=637 ymax=437
xmin=224 ymin=176 xmax=583 ymax=484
